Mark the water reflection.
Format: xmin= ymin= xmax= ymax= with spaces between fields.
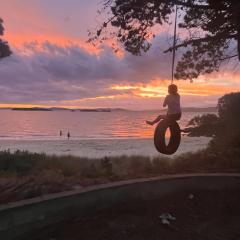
xmin=0 ymin=110 xmax=211 ymax=140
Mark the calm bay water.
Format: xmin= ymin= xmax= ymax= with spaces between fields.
xmin=0 ymin=110 xmax=214 ymax=157
xmin=0 ymin=109 xmax=211 ymax=140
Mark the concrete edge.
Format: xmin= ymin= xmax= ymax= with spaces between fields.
xmin=1 ymin=173 xmax=240 ymax=211
xmin=0 ymin=173 xmax=240 ymax=240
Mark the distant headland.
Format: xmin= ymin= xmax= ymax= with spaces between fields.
xmin=10 ymin=107 xmax=127 ymax=112
xmin=2 ymin=106 xmax=217 ymax=112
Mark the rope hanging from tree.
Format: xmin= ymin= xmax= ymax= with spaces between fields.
xmin=154 ymin=6 xmax=181 ymax=155
xmin=171 ymin=5 xmax=178 ymax=84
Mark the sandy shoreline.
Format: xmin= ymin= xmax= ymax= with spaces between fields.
xmin=0 ymin=136 xmax=210 ymax=158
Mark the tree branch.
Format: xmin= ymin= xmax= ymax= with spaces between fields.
xmin=219 ymin=54 xmax=238 ymax=61
xmin=164 ymin=33 xmax=238 ymax=53
xmin=173 ymin=0 xmax=214 ymax=10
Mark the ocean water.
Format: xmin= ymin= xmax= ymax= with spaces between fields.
xmin=0 ymin=109 xmax=213 ymax=157
xmin=0 ymin=109 xmax=210 ymax=140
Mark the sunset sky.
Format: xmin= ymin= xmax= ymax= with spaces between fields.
xmin=0 ymin=0 xmax=239 ymax=110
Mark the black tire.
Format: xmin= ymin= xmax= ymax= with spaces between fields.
xmin=154 ymin=119 xmax=181 ymax=155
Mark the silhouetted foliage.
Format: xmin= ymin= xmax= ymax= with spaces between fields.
xmin=218 ymin=92 xmax=240 ymax=130
xmin=185 ymin=114 xmax=222 ymax=137
xmin=91 ymin=0 xmax=240 ymax=80
xmin=0 ymin=18 xmax=11 ymax=59
xmin=186 ymin=92 xmax=240 ymax=136
xmin=186 ymin=92 xmax=240 ymax=157
xmin=0 ymin=148 xmax=239 ymax=204
xmin=209 ymin=92 xmax=240 ymax=155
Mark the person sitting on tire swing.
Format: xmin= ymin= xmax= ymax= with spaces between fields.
xmin=146 ymin=84 xmax=182 ymax=125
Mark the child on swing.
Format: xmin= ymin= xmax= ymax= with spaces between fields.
xmin=146 ymin=84 xmax=182 ymax=125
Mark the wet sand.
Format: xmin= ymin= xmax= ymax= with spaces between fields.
xmin=0 ymin=136 xmax=210 ymax=158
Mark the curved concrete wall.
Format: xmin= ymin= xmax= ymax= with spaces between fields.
xmin=0 ymin=173 xmax=240 ymax=240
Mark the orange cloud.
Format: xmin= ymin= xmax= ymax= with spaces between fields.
xmin=5 ymin=32 xmax=100 ymax=55
xmin=0 ymin=104 xmax=47 ymax=109
xmin=112 ymin=76 xmax=240 ymax=98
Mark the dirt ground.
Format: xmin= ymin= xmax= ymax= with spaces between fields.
xmin=35 ymin=188 xmax=240 ymax=240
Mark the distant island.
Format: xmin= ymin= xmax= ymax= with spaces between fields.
xmin=79 ymin=108 xmax=111 ymax=112
xmin=12 ymin=107 xmax=52 ymax=111
xmin=9 ymin=106 xmax=217 ymax=112
xmin=10 ymin=107 xmax=119 ymax=112
xmin=147 ymin=107 xmax=217 ymax=113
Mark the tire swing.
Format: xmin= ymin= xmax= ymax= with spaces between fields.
xmin=154 ymin=119 xmax=181 ymax=155
xmin=153 ymin=6 xmax=181 ymax=155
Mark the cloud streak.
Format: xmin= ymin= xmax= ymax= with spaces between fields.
xmin=0 ymin=35 xmax=239 ymax=109
xmin=0 ymin=35 xmax=176 ymax=105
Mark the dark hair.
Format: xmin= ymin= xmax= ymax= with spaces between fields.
xmin=168 ymin=84 xmax=178 ymax=95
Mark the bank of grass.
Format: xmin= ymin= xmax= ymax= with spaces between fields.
xmin=0 ymin=149 xmax=239 ymax=204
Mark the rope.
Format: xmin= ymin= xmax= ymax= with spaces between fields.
xmin=171 ymin=6 xmax=178 ymax=84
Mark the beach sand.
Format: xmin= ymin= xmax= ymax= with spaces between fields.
xmin=0 ymin=136 xmax=210 ymax=158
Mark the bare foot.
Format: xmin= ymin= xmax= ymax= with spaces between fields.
xmin=146 ymin=120 xmax=154 ymax=126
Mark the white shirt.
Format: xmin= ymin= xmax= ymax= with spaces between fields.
xmin=163 ymin=94 xmax=181 ymax=114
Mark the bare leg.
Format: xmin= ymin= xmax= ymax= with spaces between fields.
xmin=146 ymin=115 xmax=165 ymax=126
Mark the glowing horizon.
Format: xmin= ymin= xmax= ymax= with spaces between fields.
xmin=0 ymin=0 xmax=239 ymax=110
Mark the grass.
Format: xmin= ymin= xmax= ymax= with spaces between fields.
xmin=0 ymin=149 xmax=239 ymax=204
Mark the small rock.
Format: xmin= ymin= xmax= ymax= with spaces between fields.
xmin=159 ymin=213 xmax=176 ymax=225
xmin=161 ymin=218 xmax=170 ymax=225
xmin=188 ymin=193 xmax=194 ymax=200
